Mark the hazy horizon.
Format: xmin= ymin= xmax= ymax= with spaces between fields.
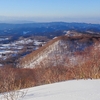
xmin=0 ymin=0 xmax=100 ymax=24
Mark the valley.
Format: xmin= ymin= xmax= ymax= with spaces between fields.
xmin=0 ymin=22 xmax=100 ymax=100
xmin=0 ymin=22 xmax=100 ymax=67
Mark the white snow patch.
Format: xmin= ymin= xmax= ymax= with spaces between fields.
xmin=15 ymin=39 xmax=33 ymax=44
xmin=0 ymin=50 xmax=13 ymax=54
xmin=0 ymin=64 xmax=3 ymax=66
xmin=10 ymin=79 xmax=100 ymax=100
xmin=0 ymin=38 xmax=9 ymax=41
xmin=53 ymin=37 xmax=57 ymax=39
xmin=34 ymin=40 xmax=43 ymax=46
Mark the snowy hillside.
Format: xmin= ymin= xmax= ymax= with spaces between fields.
xmin=20 ymin=79 xmax=100 ymax=100
xmin=19 ymin=32 xmax=100 ymax=68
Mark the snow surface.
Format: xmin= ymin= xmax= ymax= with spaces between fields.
xmin=34 ymin=40 xmax=43 ymax=46
xmin=19 ymin=79 xmax=100 ymax=100
xmin=0 ymin=50 xmax=13 ymax=54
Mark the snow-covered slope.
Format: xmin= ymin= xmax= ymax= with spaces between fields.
xmin=21 ymin=79 xmax=100 ymax=100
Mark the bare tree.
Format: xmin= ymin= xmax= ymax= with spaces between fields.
xmin=0 ymin=68 xmax=27 ymax=100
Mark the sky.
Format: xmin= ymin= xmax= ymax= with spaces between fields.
xmin=0 ymin=0 xmax=100 ymax=23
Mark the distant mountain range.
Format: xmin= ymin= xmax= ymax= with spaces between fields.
xmin=0 ymin=22 xmax=100 ymax=30
xmin=0 ymin=22 xmax=100 ymax=38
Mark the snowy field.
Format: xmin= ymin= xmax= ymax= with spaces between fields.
xmin=19 ymin=79 xmax=100 ymax=100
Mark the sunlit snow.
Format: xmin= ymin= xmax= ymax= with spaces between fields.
xmin=19 ymin=79 xmax=100 ymax=100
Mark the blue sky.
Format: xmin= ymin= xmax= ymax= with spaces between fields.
xmin=0 ymin=0 xmax=100 ymax=23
